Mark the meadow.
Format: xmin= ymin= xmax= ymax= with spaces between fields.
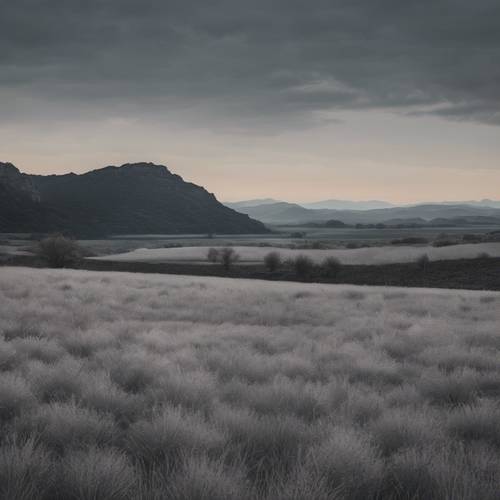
xmin=0 ymin=267 xmax=499 ymax=499
xmin=93 ymin=241 xmax=500 ymax=265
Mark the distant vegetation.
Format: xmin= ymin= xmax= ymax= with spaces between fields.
xmin=293 ymin=254 xmax=315 ymax=278
xmin=95 ymin=242 xmax=500 ymax=266
xmin=0 ymin=268 xmax=499 ymax=499
xmin=36 ymin=235 xmax=81 ymax=268
xmin=207 ymin=247 xmax=240 ymax=270
xmin=263 ymin=251 xmax=282 ymax=272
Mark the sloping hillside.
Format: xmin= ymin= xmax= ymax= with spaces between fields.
xmin=0 ymin=162 xmax=269 ymax=236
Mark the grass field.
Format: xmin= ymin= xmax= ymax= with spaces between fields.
xmin=92 ymin=241 xmax=500 ymax=265
xmin=0 ymin=267 xmax=499 ymax=499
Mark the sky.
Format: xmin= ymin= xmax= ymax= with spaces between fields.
xmin=1 ymin=0 xmax=499 ymax=203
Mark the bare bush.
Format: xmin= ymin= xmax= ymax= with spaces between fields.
xmin=220 ymin=247 xmax=240 ymax=270
xmin=37 ymin=234 xmax=81 ymax=268
xmin=293 ymin=255 xmax=314 ymax=278
xmin=416 ymin=253 xmax=430 ymax=269
xmin=207 ymin=247 xmax=219 ymax=263
xmin=264 ymin=251 xmax=282 ymax=272
xmin=321 ymin=256 xmax=342 ymax=278
xmin=477 ymin=252 xmax=490 ymax=259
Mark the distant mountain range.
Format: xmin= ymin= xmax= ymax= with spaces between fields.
xmin=226 ymin=201 xmax=500 ymax=226
xmin=302 ymin=199 xmax=395 ymax=210
xmin=0 ymin=162 xmax=268 ymax=236
xmin=226 ymin=198 xmax=500 ymax=211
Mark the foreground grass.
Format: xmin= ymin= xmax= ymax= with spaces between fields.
xmin=0 ymin=267 xmax=499 ymax=500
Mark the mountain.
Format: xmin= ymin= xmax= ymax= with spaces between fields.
xmin=301 ymin=199 xmax=395 ymax=210
xmin=237 ymin=201 xmax=500 ymax=226
xmin=234 ymin=202 xmax=325 ymax=224
xmin=0 ymin=162 xmax=269 ymax=236
xmin=225 ymin=198 xmax=282 ymax=209
xmin=227 ymin=197 xmax=500 ymax=211
xmin=437 ymin=199 xmax=500 ymax=209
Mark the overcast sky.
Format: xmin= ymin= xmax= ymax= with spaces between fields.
xmin=1 ymin=0 xmax=499 ymax=202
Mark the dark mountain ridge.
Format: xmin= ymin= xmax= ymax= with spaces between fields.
xmin=0 ymin=162 xmax=268 ymax=236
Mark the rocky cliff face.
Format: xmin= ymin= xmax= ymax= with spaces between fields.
xmin=0 ymin=162 xmax=40 ymax=202
xmin=0 ymin=162 xmax=269 ymax=236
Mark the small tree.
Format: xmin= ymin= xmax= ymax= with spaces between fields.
xmin=293 ymin=254 xmax=314 ymax=279
xmin=416 ymin=253 xmax=430 ymax=270
xmin=220 ymin=247 xmax=239 ymax=271
xmin=477 ymin=252 xmax=490 ymax=259
xmin=37 ymin=234 xmax=81 ymax=268
xmin=207 ymin=247 xmax=219 ymax=263
xmin=321 ymin=256 xmax=342 ymax=278
xmin=264 ymin=251 xmax=281 ymax=272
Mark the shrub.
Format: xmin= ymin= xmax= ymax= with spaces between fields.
xmin=310 ymin=241 xmax=325 ymax=249
xmin=416 ymin=253 xmax=430 ymax=269
xmin=219 ymin=247 xmax=240 ymax=271
xmin=462 ymin=233 xmax=482 ymax=242
xmin=391 ymin=237 xmax=428 ymax=245
xmin=293 ymin=255 xmax=314 ymax=278
xmin=264 ymin=251 xmax=281 ymax=272
xmin=477 ymin=252 xmax=490 ymax=259
xmin=207 ymin=247 xmax=219 ymax=263
xmin=321 ymin=257 xmax=342 ymax=278
xmin=432 ymin=239 xmax=456 ymax=247
xmin=36 ymin=235 xmax=81 ymax=268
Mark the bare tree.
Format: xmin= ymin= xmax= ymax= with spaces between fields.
xmin=264 ymin=251 xmax=281 ymax=272
xmin=220 ymin=247 xmax=239 ymax=270
xmin=321 ymin=257 xmax=342 ymax=278
xmin=416 ymin=253 xmax=430 ymax=270
xmin=37 ymin=234 xmax=81 ymax=268
xmin=293 ymin=255 xmax=314 ymax=278
xmin=207 ymin=247 xmax=219 ymax=263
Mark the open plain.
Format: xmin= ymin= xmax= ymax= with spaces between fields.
xmin=0 ymin=267 xmax=499 ymax=499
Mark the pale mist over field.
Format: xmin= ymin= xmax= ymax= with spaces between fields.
xmin=1 ymin=1 xmax=500 ymax=500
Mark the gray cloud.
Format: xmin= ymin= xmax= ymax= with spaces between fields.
xmin=1 ymin=0 xmax=499 ymax=127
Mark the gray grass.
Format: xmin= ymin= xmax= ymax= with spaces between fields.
xmin=0 ymin=267 xmax=499 ymax=499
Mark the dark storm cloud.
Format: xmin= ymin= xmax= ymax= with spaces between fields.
xmin=1 ymin=0 xmax=499 ymax=126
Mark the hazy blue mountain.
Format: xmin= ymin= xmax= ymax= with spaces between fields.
xmin=237 ymin=201 xmax=500 ymax=226
xmin=435 ymin=199 xmax=500 ymax=209
xmin=301 ymin=199 xmax=395 ymax=210
xmin=225 ymin=198 xmax=283 ymax=209
xmin=0 ymin=162 xmax=269 ymax=236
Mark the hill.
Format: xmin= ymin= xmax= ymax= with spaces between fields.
xmin=301 ymin=199 xmax=395 ymax=210
xmin=237 ymin=201 xmax=500 ymax=226
xmin=0 ymin=162 xmax=268 ymax=236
